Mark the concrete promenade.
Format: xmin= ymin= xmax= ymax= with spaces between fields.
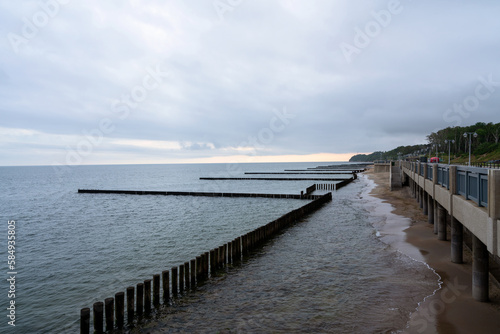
xmin=382 ymin=161 xmax=500 ymax=302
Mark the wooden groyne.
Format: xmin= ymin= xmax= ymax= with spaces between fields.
xmin=79 ymin=193 xmax=332 ymax=333
xmin=285 ymin=169 xmax=365 ymax=173
xmin=244 ymin=172 xmax=356 ymax=175
xmin=199 ymin=177 xmax=350 ymax=181
xmin=314 ymin=176 xmax=356 ymax=192
xmin=78 ymin=189 xmax=323 ymax=200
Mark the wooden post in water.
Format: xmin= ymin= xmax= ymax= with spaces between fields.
xmin=223 ymin=244 xmax=227 ymax=267
xmin=171 ymin=267 xmax=178 ymax=298
xmin=214 ymin=248 xmax=220 ymax=269
xmin=153 ymin=274 xmax=160 ymax=307
xmin=115 ymin=292 xmax=124 ymax=330
xmin=236 ymin=237 xmax=241 ymax=261
xmin=204 ymin=252 xmax=209 ymax=279
xmin=228 ymin=241 xmax=232 ymax=264
xmin=105 ymin=297 xmax=114 ymax=332
xmin=218 ymin=245 xmax=224 ymax=268
xmin=210 ymin=249 xmax=216 ymax=275
xmin=184 ymin=262 xmax=190 ymax=289
xmin=162 ymin=270 xmax=170 ymax=302
xmin=126 ymin=287 xmax=134 ymax=324
xmin=80 ymin=308 xmax=90 ymax=334
xmin=231 ymin=239 xmax=236 ymax=263
xmin=136 ymin=283 xmax=144 ymax=316
xmin=179 ymin=264 xmax=185 ymax=293
xmin=93 ymin=301 xmax=104 ymax=334
xmin=144 ymin=279 xmax=152 ymax=313
xmin=196 ymin=256 xmax=202 ymax=281
xmin=190 ymin=259 xmax=196 ymax=288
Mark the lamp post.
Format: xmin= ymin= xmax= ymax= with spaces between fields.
xmin=463 ymin=132 xmax=478 ymax=166
xmin=444 ymin=139 xmax=455 ymax=165
xmin=433 ymin=143 xmax=439 ymax=160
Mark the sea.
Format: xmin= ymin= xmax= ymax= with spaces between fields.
xmin=0 ymin=162 xmax=440 ymax=333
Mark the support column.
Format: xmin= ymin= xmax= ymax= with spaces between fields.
xmin=433 ymin=201 xmax=438 ymax=234
xmin=472 ymin=235 xmax=489 ymax=302
xmin=423 ymin=192 xmax=428 ymax=215
xmin=437 ymin=204 xmax=447 ymax=241
xmin=419 ymin=189 xmax=424 ymax=209
xmin=428 ymin=196 xmax=434 ymax=224
xmin=487 ymin=169 xmax=500 ymax=257
xmin=451 ymin=216 xmax=463 ymax=263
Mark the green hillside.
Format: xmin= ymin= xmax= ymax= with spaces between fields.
xmin=349 ymin=122 xmax=500 ymax=163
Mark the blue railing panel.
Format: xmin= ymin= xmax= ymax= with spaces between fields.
xmin=457 ymin=170 xmax=466 ymax=197
xmin=456 ymin=167 xmax=488 ymax=207
xmin=427 ymin=165 xmax=433 ymax=180
xmin=480 ymin=174 xmax=488 ymax=207
xmin=467 ymin=172 xmax=479 ymax=203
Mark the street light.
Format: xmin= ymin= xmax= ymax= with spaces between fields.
xmin=433 ymin=143 xmax=440 ymax=160
xmin=463 ymin=132 xmax=478 ymax=166
xmin=444 ymin=139 xmax=455 ymax=165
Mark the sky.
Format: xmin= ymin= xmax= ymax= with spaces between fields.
xmin=1 ymin=0 xmax=500 ymax=166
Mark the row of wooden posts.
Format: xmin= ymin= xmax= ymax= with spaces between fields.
xmin=80 ymin=192 xmax=333 ymax=333
xmin=312 ymin=176 xmax=357 ymax=193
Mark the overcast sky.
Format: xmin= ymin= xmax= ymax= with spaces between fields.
xmin=1 ymin=0 xmax=500 ymax=166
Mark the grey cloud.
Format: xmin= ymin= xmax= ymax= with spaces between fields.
xmin=1 ymin=0 xmax=500 ymax=165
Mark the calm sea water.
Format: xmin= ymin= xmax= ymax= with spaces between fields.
xmin=0 ymin=162 xmax=438 ymax=333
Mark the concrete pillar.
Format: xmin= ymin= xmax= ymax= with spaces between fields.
xmin=428 ymin=196 xmax=434 ymax=224
xmin=433 ymin=201 xmax=438 ymax=234
xmin=487 ymin=169 xmax=500 ymax=257
xmin=472 ymin=235 xmax=489 ymax=302
xmin=419 ymin=189 xmax=424 ymax=209
xmin=437 ymin=204 xmax=447 ymax=241
xmin=423 ymin=192 xmax=428 ymax=215
xmin=451 ymin=216 xmax=463 ymax=263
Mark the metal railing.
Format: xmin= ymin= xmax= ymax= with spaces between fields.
xmin=426 ymin=164 xmax=433 ymax=181
xmin=458 ymin=162 xmax=500 ymax=169
xmin=437 ymin=165 xmax=449 ymax=189
xmin=456 ymin=166 xmax=488 ymax=207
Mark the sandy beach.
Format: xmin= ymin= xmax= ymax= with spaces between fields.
xmin=365 ymin=169 xmax=500 ymax=334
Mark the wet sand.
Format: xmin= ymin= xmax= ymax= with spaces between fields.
xmin=365 ymin=169 xmax=500 ymax=334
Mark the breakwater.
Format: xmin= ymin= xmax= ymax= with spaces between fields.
xmin=285 ymin=169 xmax=365 ymax=172
xmin=77 ymin=189 xmax=323 ymax=200
xmin=80 ymin=192 xmax=332 ymax=333
xmin=244 ymin=172 xmax=356 ymax=175
xmin=199 ymin=177 xmax=351 ymax=181
xmin=78 ymin=175 xmax=356 ymax=200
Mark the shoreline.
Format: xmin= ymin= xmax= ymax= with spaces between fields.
xmin=365 ymin=169 xmax=500 ymax=333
